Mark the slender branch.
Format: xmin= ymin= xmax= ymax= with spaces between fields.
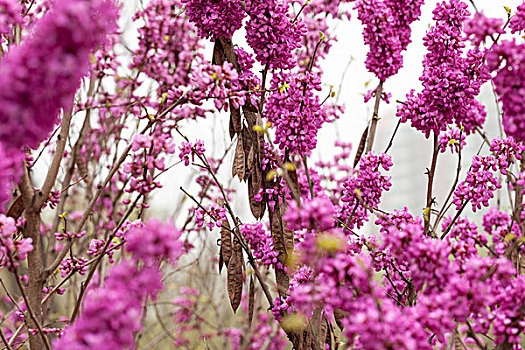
xmin=433 ymin=127 xmax=463 ymax=230
xmin=0 ymin=326 xmax=13 ymax=350
xmin=424 ymin=133 xmax=439 ymax=236
xmin=258 ymin=63 xmax=270 ymax=114
xmin=7 ymin=324 xmax=24 ymax=347
xmin=35 ymin=108 xmax=73 ymax=208
xmin=180 ymin=187 xmax=274 ymax=307
xmin=69 ymin=193 xmax=144 ymax=322
xmin=466 ymin=320 xmax=487 ymax=350
xmin=440 ymin=200 xmax=470 ymax=240
xmin=302 ymin=156 xmax=315 ymax=198
xmin=383 ymin=118 xmax=402 ymax=154
xmin=42 ymin=110 xmax=170 ymax=278
xmin=292 ymin=0 xmax=309 ymax=23
xmin=365 ymin=81 xmax=384 ymax=154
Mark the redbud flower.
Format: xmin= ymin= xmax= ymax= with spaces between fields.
xmin=0 ymin=0 xmax=118 ymax=150
xmin=487 ymin=40 xmax=525 ymax=141
xmin=0 ymin=214 xmax=32 ymax=270
xmin=0 ymin=143 xmax=22 ymax=207
xmin=464 ymin=12 xmax=505 ymax=46
xmin=510 ymin=1 xmax=525 ymax=33
xmin=354 ymin=0 xmax=423 ymax=81
xmin=240 ymin=223 xmax=281 ymax=268
xmin=284 ymin=196 xmax=335 ymax=231
xmin=58 ymin=257 xmax=88 ymax=278
xmin=266 ymin=72 xmax=333 ymax=156
xmin=340 ymin=152 xmax=392 ymax=230
xmin=397 ymin=0 xmax=489 ymax=137
xmin=438 ymin=128 xmax=466 ymax=153
xmin=126 ymin=220 xmax=185 ymax=264
xmin=54 ymin=262 xmax=163 ymax=349
xmin=182 ymin=0 xmax=246 ymax=40
xmin=245 ymin=0 xmax=306 ymax=70
xmin=0 ymin=0 xmax=20 ymax=36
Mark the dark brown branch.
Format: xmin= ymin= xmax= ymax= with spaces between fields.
xmin=424 ymin=133 xmax=439 ymax=236
xmin=365 ymin=81 xmax=384 ymax=154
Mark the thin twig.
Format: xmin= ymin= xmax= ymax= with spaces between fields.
xmin=180 ymin=187 xmax=274 ymax=307
xmin=424 ymin=133 xmax=439 ymax=236
xmin=383 ymin=118 xmax=402 ymax=154
xmin=36 ymin=108 xmax=73 ymax=209
xmin=365 ymin=81 xmax=384 ymax=153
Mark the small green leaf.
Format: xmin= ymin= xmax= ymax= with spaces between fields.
xmin=281 ymin=313 xmax=307 ymax=333
xmin=283 ymin=162 xmax=296 ymax=171
xmin=253 ymin=125 xmax=265 ymax=133
xmin=505 ymin=233 xmax=516 ymax=243
xmin=266 ymin=170 xmax=277 ymax=181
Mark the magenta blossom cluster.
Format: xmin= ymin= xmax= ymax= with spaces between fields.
xmin=271 ymin=266 xmax=316 ymax=319
xmin=290 ymin=236 xmax=432 ymax=349
xmin=340 ymin=152 xmax=392 ymax=230
xmin=54 ymin=262 xmax=163 ymax=349
xmin=123 ymin=132 xmax=176 ymax=195
xmin=384 ymin=224 xmax=454 ymax=293
xmin=0 ymin=144 xmax=22 ymax=208
xmin=453 ymin=138 xmax=524 ymax=211
xmin=438 ymin=127 xmax=466 ymax=153
xmin=489 ymin=136 xmax=525 ymax=173
xmin=442 ymin=215 xmax=487 ymax=261
xmin=0 ymin=0 xmax=20 ymax=36
xmin=55 ymin=220 xmax=186 ymax=349
xmin=126 ymin=219 xmax=185 ymax=264
xmin=55 ymin=231 xmax=86 ymax=241
xmin=354 ymin=0 xmax=423 ymax=81
xmin=195 ymin=204 xmax=226 ymax=231
xmin=491 ymin=275 xmax=525 ymax=344
xmin=482 ymin=207 xmax=521 ymax=255
xmin=510 ymin=1 xmax=525 ymax=33
xmin=240 ymin=223 xmax=281 ymax=268
xmin=0 ymin=0 xmax=118 ymax=151
xmin=283 ymin=196 xmax=335 ymax=231
xmin=0 ymin=215 xmax=33 ymax=271
xmin=375 ymin=207 xmax=423 ymax=235
xmin=58 ymin=257 xmax=88 ymax=278
xmin=487 ymin=40 xmax=525 ymax=140
xmin=342 ymin=293 xmax=431 ymax=349
xmin=397 ymin=0 xmax=490 ymax=137
xmin=182 ymin=0 xmax=245 ymax=40
xmin=187 ymin=61 xmax=246 ymax=111
xmin=464 ymin=12 xmax=505 ymax=47
xmin=234 ymin=47 xmax=261 ymax=106
xmin=453 ymin=155 xmax=501 ymax=211
xmin=379 ymin=223 xmax=518 ymax=341
xmin=131 ymin=0 xmax=203 ymax=94
xmin=266 ymin=72 xmax=334 ymax=156
xmin=87 ymin=238 xmax=117 ymax=264
xmin=245 ymin=0 xmax=306 ymax=70
xmin=179 ymin=140 xmax=205 ymax=166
